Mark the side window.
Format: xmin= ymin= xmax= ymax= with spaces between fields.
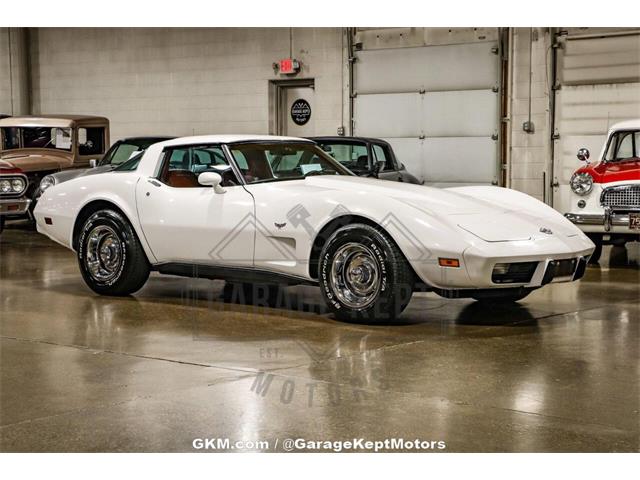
xmin=159 ymin=145 xmax=237 ymax=188
xmin=615 ymin=132 xmax=634 ymax=160
xmin=78 ymin=127 xmax=105 ymax=156
xmin=372 ymin=144 xmax=395 ymax=171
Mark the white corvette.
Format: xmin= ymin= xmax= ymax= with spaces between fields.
xmin=34 ymin=135 xmax=595 ymax=321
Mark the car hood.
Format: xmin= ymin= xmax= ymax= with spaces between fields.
xmin=303 ymin=176 xmax=578 ymax=242
xmin=51 ymin=164 xmax=113 ymax=183
xmin=577 ymin=158 xmax=640 ymax=183
xmin=0 ymin=149 xmax=72 ymax=172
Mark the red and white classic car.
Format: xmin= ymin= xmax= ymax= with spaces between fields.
xmin=564 ymin=119 xmax=640 ymax=263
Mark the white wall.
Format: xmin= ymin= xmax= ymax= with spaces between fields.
xmin=508 ymin=27 xmax=553 ymax=202
xmin=30 ymin=28 xmax=347 ymax=142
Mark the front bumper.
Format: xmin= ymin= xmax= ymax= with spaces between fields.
xmin=0 ymin=197 xmax=31 ymax=217
xmin=565 ymin=208 xmax=640 ymax=233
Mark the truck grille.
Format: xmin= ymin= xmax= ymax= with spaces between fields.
xmin=600 ymin=184 xmax=640 ymax=210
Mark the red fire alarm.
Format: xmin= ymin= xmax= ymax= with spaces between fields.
xmin=278 ymin=58 xmax=300 ymax=75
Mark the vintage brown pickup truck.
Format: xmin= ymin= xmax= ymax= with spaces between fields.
xmin=0 ymin=115 xmax=109 ymax=233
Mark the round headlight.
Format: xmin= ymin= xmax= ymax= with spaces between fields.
xmin=40 ymin=175 xmax=56 ymax=193
xmin=11 ymin=178 xmax=26 ymax=193
xmin=570 ymin=172 xmax=593 ymax=195
xmin=0 ymin=179 xmax=11 ymax=194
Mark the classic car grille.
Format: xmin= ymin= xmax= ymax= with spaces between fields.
xmin=600 ymin=184 xmax=640 ymax=209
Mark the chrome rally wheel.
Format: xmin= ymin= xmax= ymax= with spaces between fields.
xmin=85 ymin=225 xmax=124 ymax=283
xmin=329 ymin=242 xmax=381 ymax=309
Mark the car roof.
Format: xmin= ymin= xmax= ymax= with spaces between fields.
xmin=609 ymin=119 xmax=640 ymax=132
xmin=118 ymin=136 xmax=176 ymax=142
xmin=0 ymin=115 xmax=108 ymax=128
xmin=308 ymin=136 xmax=391 ymax=145
xmin=155 ymin=134 xmax=315 ymax=148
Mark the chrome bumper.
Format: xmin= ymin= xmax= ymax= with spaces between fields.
xmin=0 ymin=197 xmax=31 ymax=216
xmin=565 ymin=208 xmax=639 ymax=232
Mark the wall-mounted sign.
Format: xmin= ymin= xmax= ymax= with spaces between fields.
xmin=290 ymin=99 xmax=311 ymax=126
xmin=279 ymin=58 xmax=300 ymax=75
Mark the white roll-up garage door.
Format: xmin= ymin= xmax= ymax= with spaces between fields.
xmin=352 ymin=29 xmax=501 ymax=187
xmin=552 ymin=30 xmax=640 ymax=213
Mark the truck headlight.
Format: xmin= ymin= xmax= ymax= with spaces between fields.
xmin=570 ymin=172 xmax=593 ymax=195
xmin=39 ymin=175 xmax=57 ymax=193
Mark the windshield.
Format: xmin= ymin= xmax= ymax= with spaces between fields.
xmin=229 ymin=143 xmax=351 ymax=184
xmin=114 ymin=151 xmax=144 ymax=171
xmin=315 ymin=141 xmax=370 ymax=174
xmin=1 ymin=127 xmax=72 ymax=151
xmin=604 ymin=130 xmax=640 ymax=162
xmin=101 ymin=138 xmax=167 ymax=166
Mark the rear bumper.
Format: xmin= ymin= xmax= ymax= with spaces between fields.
xmin=0 ymin=197 xmax=31 ymax=217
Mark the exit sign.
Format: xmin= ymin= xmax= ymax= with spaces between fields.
xmin=279 ymin=58 xmax=300 ymax=75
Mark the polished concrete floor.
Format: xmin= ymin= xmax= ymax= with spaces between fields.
xmin=0 ymin=223 xmax=638 ymax=452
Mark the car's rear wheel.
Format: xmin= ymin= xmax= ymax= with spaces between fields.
xmin=77 ymin=209 xmax=150 ymax=296
xmin=319 ymin=224 xmax=414 ymax=323
xmin=471 ymin=287 xmax=535 ymax=304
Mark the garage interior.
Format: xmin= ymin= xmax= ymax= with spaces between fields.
xmin=1 ymin=27 xmax=639 ymax=452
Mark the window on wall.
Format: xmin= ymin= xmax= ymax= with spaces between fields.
xmin=78 ymin=127 xmax=106 ymax=156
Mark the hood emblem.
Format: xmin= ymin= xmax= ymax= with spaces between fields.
xmin=539 ymin=227 xmax=553 ymax=235
xmin=274 ymin=222 xmax=287 ymax=230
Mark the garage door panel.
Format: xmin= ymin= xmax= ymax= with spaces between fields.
xmin=355 ymin=42 xmax=498 ymax=94
xmin=354 ymin=93 xmax=421 ymax=137
xmin=383 ymin=138 xmax=424 ymax=179
xmin=424 ymin=137 xmax=497 ymax=184
xmin=560 ymin=34 xmax=640 ymax=85
xmin=423 ymin=90 xmax=498 ymax=137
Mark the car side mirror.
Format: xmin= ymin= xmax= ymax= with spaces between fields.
xmin=198 ymin=172 xmax=225 ymax=194
xmin=577 ymin=148 xmax=590 ymax=162
xmin=89 ymin=159 xmax=98 ymax=168
xmin=373 ymin=160 xmax=385 ymax=176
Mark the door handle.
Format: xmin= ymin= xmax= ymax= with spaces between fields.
xmin=147 ymin=179 xmax=162 ymax=187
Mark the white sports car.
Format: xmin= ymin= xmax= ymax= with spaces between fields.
xmin=34 ymin=135 xmax=595 ymax=321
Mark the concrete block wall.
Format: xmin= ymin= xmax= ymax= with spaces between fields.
xmin=30 ymin=28 xmax=346 ymax=142
xmin=508 ymin=27 xmax=553 ymax=202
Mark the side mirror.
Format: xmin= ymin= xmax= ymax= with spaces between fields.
xmin=89 ymin=159 xmax=98 ymax=168
xmin=373 ymin=160 xmax=385 ymax=176
xmin=577 ymin=148 xmax=590 ymax=162
xmin=198 ymin=172 xmax=225 ymax=194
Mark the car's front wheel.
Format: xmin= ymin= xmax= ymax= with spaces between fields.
xmin=77 ymin=209 xmax=150 ymax=296
xmin=319 ymin=224 xmax=414 ymax=322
